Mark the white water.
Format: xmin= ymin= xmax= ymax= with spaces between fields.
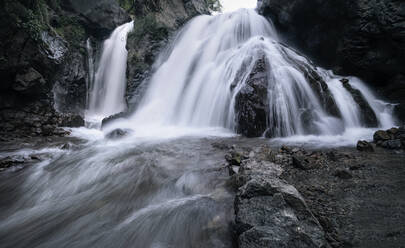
xmin=101 ymin=9 xmax=394 ymax=141
xmin=86 ymin=21 xmax=134 ymax=126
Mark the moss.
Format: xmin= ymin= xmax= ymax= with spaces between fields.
xmin=129 ymin=14 xmax=169 ymax=43
xmin=4 ymin=0 xmax=50 ymax=41
xmin=53 ymin=16 xmax=85 ymax=48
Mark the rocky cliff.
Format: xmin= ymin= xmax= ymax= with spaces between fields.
xmin=0 ymin=0 xmax=130 ymax=138
xmin=0 ymin=0 xmax=213 ymax=138
xmin=258 ymin=0 xmax=405 ymax=121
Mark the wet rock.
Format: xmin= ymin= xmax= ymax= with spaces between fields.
xmin=101 ymin=112 xmax=128 ymax=128
xmin=334 ymin=169 xmax=353 ymax=179
xmin=105 ymin=129 xmax=132 ymax=139
xmin=13 ymin=68 xmax=46 ymax=94
xmin=374 ymin=130 xmax=391 ymax=142
xmin=381 ymin=139 xmax=402 ymax=150
xmin=292 ymin=155 xmax=310 ymax=170
xmin=357 ymin=140 xmax=375 ymax=152
xmin=341 ymin=79 xmax=378 ymax=127
xmin=235 ymin=55 xmax=269 ymax=137
xmin=258 ymin=0 xmax=405 ymax=122
xmin=234 ymin=151 xmax=328 ymax=248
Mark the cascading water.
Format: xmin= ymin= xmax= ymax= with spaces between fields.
xmin=110 ymin=9 xmax=394 ymax=138
xmin=86 ymin=21 xmax=134 ymax=126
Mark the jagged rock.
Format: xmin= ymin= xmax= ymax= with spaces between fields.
xmin=258 ymin=0 xmax=405 ymax=122
xmin=61 ymin=0 xmax=131 ymax=38
xmin=101 ymin=112 xmax=128 ymax=128
xmin=235 ymin=55 xmax=269 ymax=137
xmin=381 ymin=139 xmax=402 ymax=150
xmin=234 ymin=152 xmax=328 ymax=248
xmin=334 ymin=169 xmax=353 ymax=179
xmin=374 ymin=130 xmax=391 ymax=142
xmin=340 ymin=79 xmax=378 ymax=127
xmin=105 ymin=128 xmax=132 ymax=139
xmin=357 ymin=140 xmax=375 ymax=152
xmin=13 ymin=68 xmax=46 ymax=93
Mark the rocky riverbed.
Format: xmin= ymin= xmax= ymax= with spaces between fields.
xmin=1 ymin=130 xmax=404 ymax=247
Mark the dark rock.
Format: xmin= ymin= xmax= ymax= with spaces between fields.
xmin=341 ymin=79 xmax=378 ymax=127
xmin=105 ymin=129 xmax=132 ymax=139
xmin=235 ymin=55 xmax=269 ymax=137
xmin=61 ymin=0 xmax=131 ymax=39
xmin=101 ymin=112 xmax=128 ymax=128
xmin=381 ymin=139 xmax=402 ymax=150
xmin=374 ymin=130 xmax=391 ymax=142
xmin=234 ymin=152 xmax=328 ymax=248
xmin=258 ymin=0 xmax=405 ymax=122
xmin=292 ymin=155 xmax=310 ymax=170
xmin=13 ymin=68 xmax=46 ymax=94
xmin=357 ymin=140 xmax=375 ymax=152
xmin=334 ymin=169 xmax=353 ymax=179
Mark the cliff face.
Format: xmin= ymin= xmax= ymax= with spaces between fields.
xmin=258 ymin=0 xmax=405 ymax=121
xmin=121 ymin=0 xmax=211 ymax=109
xmin=0 ymin=0 xmax=130 ymax=137
xmin=0 ymin=0 xmax=211 ymax=137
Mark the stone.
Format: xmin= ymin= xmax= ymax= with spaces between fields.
xmin=381 ymin=139 xmax=402 ymax=150
xmin=235 ymin=54 xmax=269 ymax=137
xmin=374 ymin=130 xmax=391 ymax=142
xmin=334 ymin=169 xmax=353 ymax=179
xmin=357 ymin=140 xmax=375 ymax=152
xmin=105 ymin=129 xmax=132 ymax=139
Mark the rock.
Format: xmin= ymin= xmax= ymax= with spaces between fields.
xmin=101 ymin=112 xmax=128 ymax=128
xmin=374 ymin=130 xmax=391 ymax=142
xmin=235 ymin=151 xmax=328 ymax=248
xmin=13 ymin=68 xmax=46 ymax=93
xmin=357 ymin=140 xmax=375 ymax=152
xmin=341 ymin=79 xmax=378 ymax=127
xmin=381 ymin=139 xmax=402 ymax=150
xmin=258 ymin=0 xmax=405 ymax=122
xmin=235 ymin=55 xmax=269 ymax=137
xmin=334 ymin=169 xmax=353 ymax=179
xmin=61 ymin=0 xmax=131 ymax=38
xmin=105 ymin=129 xmax=132 ymax=139
xmin=292 ymin=155 xmax=310 ymax=170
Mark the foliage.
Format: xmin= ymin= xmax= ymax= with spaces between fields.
xmin=206 ymin=0 xmax=222 ymax=12
xmin=128 ymin=14 xmax=169 ymax=43
xmin=53 ymin=16 xmax=85 ymax=48
xmin=4 ymin=0 xmax=50 ymax=41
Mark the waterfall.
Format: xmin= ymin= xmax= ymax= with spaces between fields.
xmin=104 ymin=9 xmax=394 ymax=139
xmin=85 ymin=21 xmax=134 ymax=126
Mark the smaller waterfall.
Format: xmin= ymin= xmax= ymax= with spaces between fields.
xmin=86 ymin=21 xmax=134 ymax=126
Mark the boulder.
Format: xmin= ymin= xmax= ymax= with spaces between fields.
xmin=373 ymin=130 xmax=391 ymax=142
xmin=341 ymin=79 xmax=378 ymax=127
xmin=357 ymin=140 xmax=375 ymax=152
xmin=105 ymin=128 xmax=132 ymax=139
xmin=235 ymin=55 xmax=269 ymax=137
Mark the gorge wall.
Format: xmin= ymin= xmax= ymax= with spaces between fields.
xmin=258 ymin=0 xmax=405 ymax=121
xmin=0 ymin=0 xmax=212 ymax=138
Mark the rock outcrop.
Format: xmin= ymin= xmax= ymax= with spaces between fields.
xmin=258 ymin=0 xmax=405 ymax=121
xmin=235 ymin=55 xmax=269 ymax=137
xmin=122 ymin=0 xmax=211 ymax=110
xmin=228 ymin=146 xmax=329 ymax=248
xmin=0 ymin=0 xmax=129 ymax=137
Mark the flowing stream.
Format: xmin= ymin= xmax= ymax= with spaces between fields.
xmin=0 ymin=7 xmax=398 ymax=248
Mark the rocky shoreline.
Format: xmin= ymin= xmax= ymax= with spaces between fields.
xmin=220 ymin=133 xmax=405 ymax=248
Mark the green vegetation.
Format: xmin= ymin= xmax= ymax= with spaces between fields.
xmin=129 ymin=14 xmax=169 ymax=43
xmin=4 ymin=0 xmax=50 ymax=41
xmin=53 ymin=16 xmax=86 ymax=48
